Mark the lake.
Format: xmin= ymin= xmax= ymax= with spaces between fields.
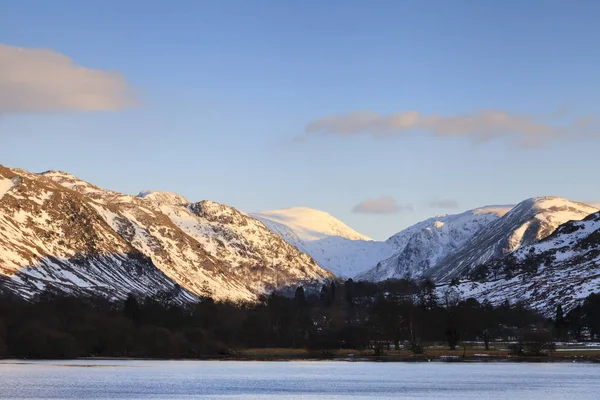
xmin=1 ymin=360 xmax=599 ymax=399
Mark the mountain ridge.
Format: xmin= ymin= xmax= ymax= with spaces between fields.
xmin=3 ymin=163 xmax=599 ymax=316
xmin=252 ymin=207 xmax=394 ymax=277
xmin=428 ymin=196 xmax=598 ymax=282
xmin=357 ymin=205 xmax=514 ymax=281
xmin=447 ymin=210 xmax=600 ymax=314
xmin=0 ymin=165 xmax=332 ymax=302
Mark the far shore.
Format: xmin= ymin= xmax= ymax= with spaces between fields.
xmin=3 ymin=348 xmax=600 ymax=364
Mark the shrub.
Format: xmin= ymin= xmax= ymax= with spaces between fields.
xmin=509 ymin=330 xmax=555 ymax=356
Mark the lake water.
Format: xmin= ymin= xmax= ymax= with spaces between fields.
xmin=1 ymin=360 xmax=599 ymax=399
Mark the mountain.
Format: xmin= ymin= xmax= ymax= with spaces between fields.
xmin=448 ymin=210 xmax=600 ymax=314
xmin=357 ymin=206 xmax=513 ymax=281
xmin=0 ymin=166 xmax=192 ymax=301
xmin=3 ymin=162 xmax=597 ymax=313
xmin=427 ymin=197 xmax=598 ymax=282
xmin=0 ymin=165 xmax=332 ymax=302
xmin=252 ymin=207 xmax=370 ymax=242
xmin=252 ymin=207 xmax=395 ymax=277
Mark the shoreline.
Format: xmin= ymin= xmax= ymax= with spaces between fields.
xmin=3 ymin=349 xmax=600 ymax=364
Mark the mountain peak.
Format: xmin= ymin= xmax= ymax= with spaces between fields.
xmin=425 ymin=196 xmax=598 ymax=282
xmin=40 ymin=170 xmax=85 ymax=185
xmin=189 ymin=200 xmax=250 ymax=225
xmin=40 ymin=170 xmax=115 ymax=199
xmin=504 ymin=197 xmax=599 ymax=226
xmin=453 ymin=208 xmax=600 ymax=314
xmin=251 ymin=206 xmax=390 ymax=277
xmin=137 ymin=190 xmax=189 ymax=206
xmin=1 ymin=165 xmax=332 ymax=303
xmin=252 ymin=207 xmax=371 ymax=242
xmin=360 ymin=206 xmax=511 ymax=281
xmin=40 ymin=169 xmax=75 ymax=176
xmin=471 ymin=205 xmax=515 ymax=216
xmin=518 ymin=196 xmax=597 ymax=211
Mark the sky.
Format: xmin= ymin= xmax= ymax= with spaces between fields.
xmin=1 ymin=0 xmax=599 ymax=240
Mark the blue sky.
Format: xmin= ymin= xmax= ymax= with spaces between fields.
xmin=1 ymin=0 xmax=599 ymax=240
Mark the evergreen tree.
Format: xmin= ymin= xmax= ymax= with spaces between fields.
xmin=294 ymin=286 xmax=306 ymax=305
xmin=123 ymin=293 xmax=140 ymax=323
xmin=329 ymin=282 xmax=337 ymax=305
xmin=554 ymin=304 xmax=565 ymax=341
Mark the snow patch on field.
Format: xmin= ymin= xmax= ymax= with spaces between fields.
xmin=0 ymin=178 xmax=16 ymax=198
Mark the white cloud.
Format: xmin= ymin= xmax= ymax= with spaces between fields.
xmin=0 ymin=43 xmax=136 ymax=113
xmin=352 ymin=196 xmax=411 ymax=214
xmin=428 ymin=197 xmax=459 ymax=209
xmin=304 ymin=110 xmax=599 ymax=147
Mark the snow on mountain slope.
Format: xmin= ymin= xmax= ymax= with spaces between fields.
xmin=0 ymin=165 xmax=332 ymax=302
xmin=357 ymin=206 xmax=513 ymax=281
xmin=253 ymin=207 xmax=371 ymax=241
xmin=447 ymin=211 xmax=600 ymax=315
xmin=137 ymin=190 xmax=189 ymax=206
xmin=252 ymin=208 xmax=393 ymax=278
xmin=0 ymin=165 xmax=193 ymax=301
xmin=140 ymin=196 xmax=329 ymax=292
xmin=428 ymin=197 xmax=599 ymax=282
xmin=0 ymin=177 xmax=18 ymax=199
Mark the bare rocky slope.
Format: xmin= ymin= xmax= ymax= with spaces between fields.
xmin=0 ymin=165 xmax=332 ymax=302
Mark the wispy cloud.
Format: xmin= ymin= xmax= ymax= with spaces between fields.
xmin=0 ymin=43 xmax=137 ymax=113
xmin=352 ymin=196 xmax=412 ymax=214
xmin=428 ymin=197 xmax=459 ymax=209
xmin=302 ymin=110 xmax=599 ymax=147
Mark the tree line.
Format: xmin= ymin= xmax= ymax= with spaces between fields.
xmin=1 ymin=279 xmax=599 ymax=359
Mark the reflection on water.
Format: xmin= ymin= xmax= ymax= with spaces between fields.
xmin=1 ymin=360 xmax=599 ymax=399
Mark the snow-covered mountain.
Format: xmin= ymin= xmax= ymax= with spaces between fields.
xmin=357 ymin=206 xmax=513 ymax=281
xmin=0 ymin=165 xmax=332 ymax=302
xmin=252 ymin=207 xmax=370 ymax=242
xmin=0 ymin=166 xmax=192 ymax=301
xmin=3 ymin=162 xmax=598 ymax=314
xmin=428 ymin=197 xmax=598 ymax=282
xmin=252 ymin=207 xmax=395 ymax=277
xmin=448 ymin=210 xmax=600 ymax=315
